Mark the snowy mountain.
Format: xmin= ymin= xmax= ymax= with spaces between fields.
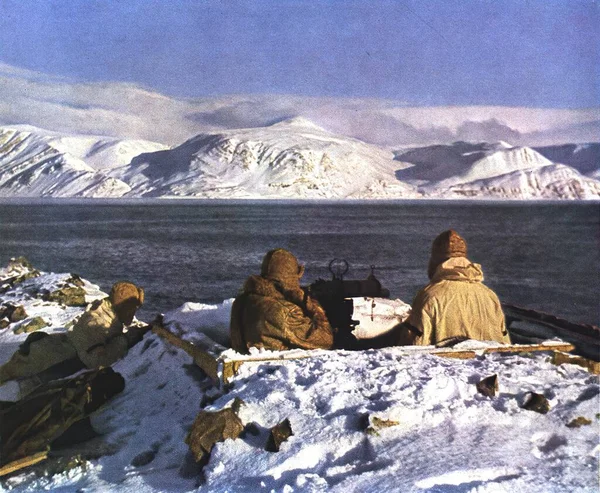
xmin=0 ymin=124 xmax=599 ymax=200
xmin=112 ymin=117 xmax=418 ymax=199
xmin=0 ymin=128 xmax=166 ymax=198
xmin=438 ymin=164 xmax=600 ymax=200
xmin=395 ymin=141 xmax=600 ymax=199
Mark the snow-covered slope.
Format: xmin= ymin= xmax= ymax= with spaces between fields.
xmin=440 ymin=164 xmax=600 ymax=200
xmin=115 ymin=117 xmax=418 ymax=199
xmin=0 ymin=265 xmax=598 ymax=492
xmin=395 ymin=141 xmax=600 ymax=199
xmin=0 ymin=127 xmax=168 ymax=198
xmin=1 ymin=123 xmax=599 ymax=200
xmin=0 ymin=128 xmax=131 ymax=198
xmin=48 ymin=136 xmax=168 ymax=171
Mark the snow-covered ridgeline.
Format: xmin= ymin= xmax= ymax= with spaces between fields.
xmin=0 ymin=128 xmax=166 ymax=198
xmin=0 ymin=262 xmax=598 ymax=492
xmin=396 ymin=141 xmax=600 ymax=199
xmin=116 ymin=117 xmax=418 ymax=199
xmin=0 ymin=122 xmax=599 ymax=200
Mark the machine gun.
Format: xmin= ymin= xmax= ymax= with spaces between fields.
xmin=307 ymin=259 xmax=390 ymax=349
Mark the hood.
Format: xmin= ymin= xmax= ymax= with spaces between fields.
xmin=431 ymin=257 xmax=484 ymax=283
xmin=243 ymin=275 xmax=286 ymax=299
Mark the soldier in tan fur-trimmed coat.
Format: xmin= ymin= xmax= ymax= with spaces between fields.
xmin=401 ymin=230 xmax=511 ymax=346
xmin=0 ymin=282 xmax=145 ymax=389
xmin=230 ymin=249 xmax=334 ymax=353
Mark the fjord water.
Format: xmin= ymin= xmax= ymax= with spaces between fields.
xmin=0 ymin=200 xmax=598 ymax=326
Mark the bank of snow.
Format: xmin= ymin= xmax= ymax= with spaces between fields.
xmin=0 ymin=269 xmax=598 ymax=493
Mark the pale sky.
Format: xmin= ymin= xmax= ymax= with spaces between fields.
xmin=0 ymin=0 xmax=598 ymax=108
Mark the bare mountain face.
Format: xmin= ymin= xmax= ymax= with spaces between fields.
xmin=395 ymin=141 xmax=600 ymax=199
xmin=0 ymin=123 xmax=599 ymax=200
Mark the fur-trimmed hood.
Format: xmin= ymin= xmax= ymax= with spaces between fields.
xmin=431 ymin=257 xmax=484 ymax=284
xmin=243 ymin=275 xmax=289 ymax=300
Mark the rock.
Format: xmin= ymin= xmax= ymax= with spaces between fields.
xmin=241 ymin=422 xmax=261 ymax=437
xmin=65 ymin=274 xmax=85 ymax=287
xmin=0 ymin=319 xmax=9 ymax=329
xmin=521 ymin=392 xmax=550 ymax=414
xmin=0 ymin=304 xmax=28 ymax=323
xmin=366 ymin=415 xmax=400 ymax=435
xmin=14 ymin=317 xmax=49 ymax=334
xmin=8 ymin=305 xmax=28 ymax=323
xmin=185 ymin=405 xmax=244 ymax=465
xmin=2 ymin=257 xmax=41 ymax=287
xmin=566 ymin=416 xmax=592 ymax=428
xmin=265 ymin=418 xmax=293 ymax=452
xmin=476 ymin=374 xmax=498 ymax=397
xmin=7 ymin=256 xmax=34 ymax=271
xmin=46 ymin=287 xmax=87 ymax=307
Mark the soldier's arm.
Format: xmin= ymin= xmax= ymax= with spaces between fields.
xmin=406 ymin=291 xmax=434 ymax=346
xmin=83 ymin=334 xmax=128 ymax=368
xmin=394 ymin=321 xmax=421 ymax=346
xmin=282 ymin=304 xmax=334 ymax=350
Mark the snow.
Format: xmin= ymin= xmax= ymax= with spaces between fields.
xmin=1 ymin=124 xmax=599 ymax=200
xmin=48 ymin=135 xmax=168 ymax=171
xmin=442 ymin=164 xmax=600 ymax=200
xmin=0 ymin=266 xmax=598 ymax=492
xmin=114 ymin=118 xmax=419 ymax=199
xmin=0 ymin=128 xmax=133 ymax=198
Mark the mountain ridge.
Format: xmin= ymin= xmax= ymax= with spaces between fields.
xmin=0 ymin=123 xmax=598 ymax=200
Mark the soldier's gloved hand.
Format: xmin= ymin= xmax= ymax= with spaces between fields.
xmin=125 ymin=325 xmax=151 ymax=348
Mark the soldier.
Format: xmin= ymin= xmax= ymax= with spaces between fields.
xmin=0 ymin=281 xmax=147 ymax=393
xmin=230 ymin=248 xmax=334 ymax=353
xmin=400 ymin=230 xmax=511 ymax=346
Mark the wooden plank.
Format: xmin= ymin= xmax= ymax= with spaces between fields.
xmin=152 ymin=324 xmax=220 ymax=383
xmin=0 ymin=450 xmax=48 ymax=477
xmin=220 ymin=341 xmax=575 ymax=383
xmin=552 ymin=351 xmax=600 ymax=375
xmin=152 ymin=320 xmax=575 ymax=385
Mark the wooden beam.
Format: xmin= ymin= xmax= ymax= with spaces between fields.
xmin=551 ymin=351 xmax=600 ymax=375
xmin=220 ymin=341 xmax=575 ymax=383
xmin=152 ymin=324 xmax=220 ymax=383
xmin=0 ymin=450 xmax=48 ymax=477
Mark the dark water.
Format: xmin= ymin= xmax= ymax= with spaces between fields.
xmin=0 ymin=199 xmax=598 ymax=326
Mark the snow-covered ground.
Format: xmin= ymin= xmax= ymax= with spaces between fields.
xmin=0 ymin=264 xmax=598 ymax=492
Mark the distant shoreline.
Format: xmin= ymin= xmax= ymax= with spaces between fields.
xmin=0 ymin=197 xmax=598 ymax=206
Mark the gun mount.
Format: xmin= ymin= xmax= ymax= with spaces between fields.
xmin=307 ymin=259 xmax=390 ymax=349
